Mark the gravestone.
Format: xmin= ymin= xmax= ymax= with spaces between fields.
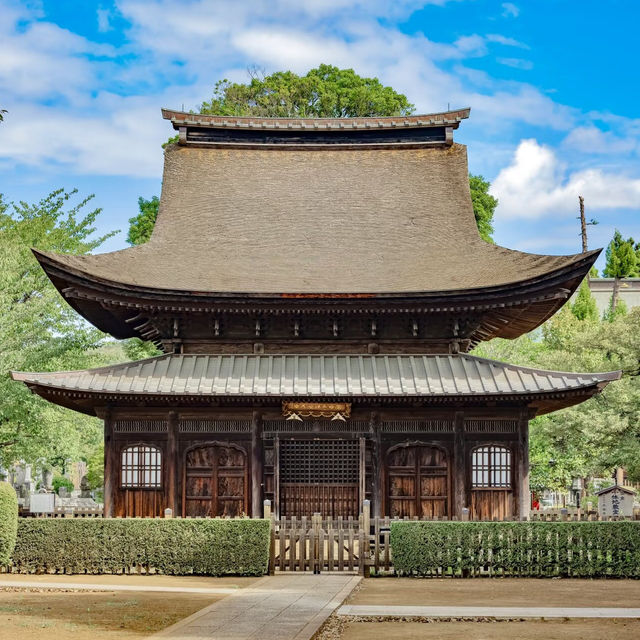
xmin=597 ymin=485 xmax=636 ymax=517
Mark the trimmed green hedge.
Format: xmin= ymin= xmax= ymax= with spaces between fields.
xmin=0 ymin=482 xmax=18 ymax=565
xmin=9 ymin=518 xmax=270 ymax=576
xmin=391 ymin=521 xmax=640 ymax=578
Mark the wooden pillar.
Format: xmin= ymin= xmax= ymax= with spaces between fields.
xmin=518 ymin=410 xmax=530 ymax=520
xmin=359 ymin=437 xmax=366 ymax=514
xmin=274 ymin=435 xmax=280 ymax=518
xmin=369 ymin=412 xmax=382 ymax=517
xmin=453 ymin=411 xmax=466 ymax=519
xmin=167 ymin=411 xmax=179 ymax=515
xmin=251 ymin=411 xmax=263 ymax=517
xmin=103 ymin=408 xmax=116 ymax=518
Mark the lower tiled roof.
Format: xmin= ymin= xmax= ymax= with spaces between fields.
xmin=12 ymin=354 xmax=620 ymax=398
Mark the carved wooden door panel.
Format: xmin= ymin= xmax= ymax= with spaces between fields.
xmin=183 ymin=444 xmax=248 ymax=517
xmin=387 ymin=444 xmax=449 ymax=517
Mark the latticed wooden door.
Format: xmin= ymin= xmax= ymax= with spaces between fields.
xmin=387 ymin=444 xmax=449 ymax=517
xmin=183 ymin=444 xmax=248 ymax=517
xmin=279 ymin=439 xmax=360 ymax=517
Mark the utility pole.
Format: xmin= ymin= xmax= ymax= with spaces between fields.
xmin=579 ymin=196 xmax=587 ymax=253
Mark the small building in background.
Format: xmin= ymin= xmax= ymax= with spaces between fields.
xmin=578 ymin=278 xmax=640 ymax=314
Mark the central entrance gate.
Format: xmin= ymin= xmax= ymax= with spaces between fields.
xmin=278 ymin=439 xmax=363 ymax=517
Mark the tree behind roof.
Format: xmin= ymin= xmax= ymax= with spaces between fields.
xmin=131 ymin=66 xmax=496 ymax=246
xmin=603 ymin=230 xmax=637 ymax=313
xmin=200 ymin=65 xmax=415 ymax=118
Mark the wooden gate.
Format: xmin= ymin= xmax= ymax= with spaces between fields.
xmin=183 ymin=443 xmax=248 ymax=517
xmin=271 ymin=514 xmax=365 ymax=573
xmin=386 ymin=443 xmax=450 ymax=517
xmin=278 ymin=439 xmax=362 ymax=517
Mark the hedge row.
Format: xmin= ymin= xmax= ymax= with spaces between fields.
xmin=0 ymin=482 xmax=18 ymax=565
xmin=8 ymin=518 xmax=270 ymax=576
xmin=391 ymin=521 xmax=640 ymax=578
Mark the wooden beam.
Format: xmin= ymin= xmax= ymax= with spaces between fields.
xmin=370 ymin=412 xmax=382 ymax=518
xmin=167 ymin=411 xmax=178 ymax=514
xmin=453 ymin=410 xmax=466 ymax=518
xmin=251 ymin=411 xmax=263 ymax=517
xmin=517 ymin=410 xmax=530 ymax=520
xmin=274 ymin=435 xmax=280 ymax=519
xmin=359 ymin=436 xmax=366 ymax=514
xmin=103 ymin=407 xmax=116 ymax=518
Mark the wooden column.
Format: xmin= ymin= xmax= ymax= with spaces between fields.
xmin=370 ymin=412 xmax=382 ymax=518
xmin=103 ymin=408 xmax=116 ymax=518
xmin=251 ymin=411 xmax=263 ymax=517
xmin=274 ymin=435 xmax=280 ymax=518
xmin=453 ymin=411 xmax=466 ymax=519
xmin=359 ymin=437 xmax=366 ymax=513
xmin=167 ymin=411 xmax=179 ymax=515
xmin=517 ymin=410 xmax=530 ymax=520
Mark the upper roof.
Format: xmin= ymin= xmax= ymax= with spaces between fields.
xmin=34 ymin=136 xmax=597 ymax=296
xmin=12 ymin=353 xmax=620 ymax=416
xmin=162 ymin=107 xmax=470 ymax=131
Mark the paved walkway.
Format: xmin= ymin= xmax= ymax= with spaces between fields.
xmin=338 ymin=604 xmax=640 ymax=619
xmin=153 ymin=574 xmax=361 ymax=640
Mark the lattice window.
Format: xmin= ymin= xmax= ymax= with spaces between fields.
xmin=280 ymin=440 xmax=359 ymax=484
xmin=121 ymin=445 xmax=162 ymax=488
xmin=472 ymin=445 xmax=511 ymax=488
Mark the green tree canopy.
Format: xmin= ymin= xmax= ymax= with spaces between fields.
xmin=127 ymin=196 xmax=159 ymax=246
xmin=468 ymin=174 xmax=497 ymax=243
xmin=0 ymin=189 xmax=118 ymax=467
xmin=603 ymin=230 xmax=638 ymax=313
xmin=571 ymin=278 xmax=598 ymax=322
xmin=475 ymin=305 xmax=640 ymax=489
xmin=201 ymin=65 xmax=415 ymax=118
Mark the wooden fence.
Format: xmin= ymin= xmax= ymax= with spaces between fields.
xmin=264 ymin=501 xmax=640 ymax=576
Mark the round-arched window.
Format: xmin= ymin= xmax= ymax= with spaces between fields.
xmin=472 ymin=445 xmax=511 ymax=488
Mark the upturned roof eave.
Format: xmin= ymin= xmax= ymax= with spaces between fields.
xmin=31 ymin=246 xmax=600 ymax=302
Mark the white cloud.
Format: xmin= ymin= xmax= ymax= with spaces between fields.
xmin=497 ymin=57 xmax=533 ymax=70
xmin=491 ymin=139 xmax=640 ymax=219
xmin=97 ymin=8 xmax=113 ymax=32
xmin=501 ymin=2 xmax=519 ymax=18
xmin=486 ymin=33 xmax=529 ymax=49
xmin=563 ymin=126 xmax=638 ymax=155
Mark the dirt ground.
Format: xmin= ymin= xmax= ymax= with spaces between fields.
xmin=338 ymin=619 xmax=640 ymax=640
xmin=347 ymin=577 xmax=640 ymax=607
xmin=0 ymin=573 xmax=258 ymax=590
xmin=0 ymin=575 xmax=258 ymax=639
xmin=313 ymin=578 xmax=640 ymax=640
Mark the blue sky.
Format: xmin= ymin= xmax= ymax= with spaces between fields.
xmin=1 ymin=0 xmax=639 ymax=270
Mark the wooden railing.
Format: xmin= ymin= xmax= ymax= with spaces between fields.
xmin=263 ymin=500 xmax=640 ymax=576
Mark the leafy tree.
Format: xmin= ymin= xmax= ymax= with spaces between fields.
xmin=476 ymin=306 xmax=640 ymax=487
xmin=200 ymin=65 xmax=415 ymax=118
xmin=86 ymin=444 xmax=104 ymax=490
xmin=571 ymin=278 xmax=598 ymax=321
xmin=127 ymin=196 xmax=159 ymax=246
xmin=0 ymin=189 xmax=118 ymax=467
xmin=469 ymin=174 xmax=497 ymax=243
xmin=52 ymin=475 xmax=74 ymax=495
xmin=603 ymin=230 xmax=637 ymax=312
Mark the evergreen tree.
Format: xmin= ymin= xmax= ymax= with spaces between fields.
xmin=603 ymin=230 xmax=637 ymax=313
xmin=571 ymin=278 xmax=598 ymax=321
